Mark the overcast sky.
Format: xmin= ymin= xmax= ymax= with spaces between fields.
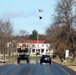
xmin=0 ymin=0 xmax=57 ymax=34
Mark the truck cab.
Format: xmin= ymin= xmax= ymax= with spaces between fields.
xmin=17 ymin=43 xmax=29 ymax=63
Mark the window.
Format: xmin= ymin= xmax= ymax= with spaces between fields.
xmin=46 ymin=44 xmax=48 ymax=47
xmin=32 ymin=44 xmax=35 ymax=47
xmin=37 ymin=44 xmax=39 ymax=47
xmin=32 ymin=49 xmax=35 ymax=53
xmin=18 ymin=49 xmax=28 ymax=53
xmin=41 ymin=49 xmax=44 ymax=53
xmin=46 ymin=49 xmax=49 ymax=54
xmin=42 ymin=45 xmax=44 ymax=47
xmin=23 ymin=44 xmax=26 ymax=46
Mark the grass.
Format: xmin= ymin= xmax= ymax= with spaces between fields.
xmin=29 ymin=56 xmax=40 ymax=60
xmin=2 ymin=55 xmax=40 ymax=64
xmin=66 ymin=62 xmax=76 ymax=65
xmin=65 ymin=59 xmax=76 ymax=65
xmin=5 ymin=55 xmax=17 ymax=63
xmin=52 ymin=56 xmax=76 ymax=66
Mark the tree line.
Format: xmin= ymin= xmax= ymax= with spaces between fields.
xmin=45 ymin=0 xmax=76 ymax=61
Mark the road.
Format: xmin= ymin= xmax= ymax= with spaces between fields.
xmin=0 ymin=63 xmax=76 ymax=75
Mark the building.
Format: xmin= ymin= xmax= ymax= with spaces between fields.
xmin=26 ymin=40 xmax=50 ymax=55
xmin=17 ymin=40 xmax=50 ymax=56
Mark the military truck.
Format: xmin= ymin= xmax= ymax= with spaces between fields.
xmin=17 ymin=43 xmax=29 ymax=63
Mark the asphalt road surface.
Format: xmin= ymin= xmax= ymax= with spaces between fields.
xmin=0 ymin=63 xmax=76 ymax=75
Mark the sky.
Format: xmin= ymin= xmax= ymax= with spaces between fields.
xmin=0 ymin=0 xmax=57 ymax=34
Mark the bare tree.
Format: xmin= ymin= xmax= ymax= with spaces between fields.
xmin=0 ymin=19 xmax=13 ymax=59
xmin=46 ymin=0 xmax=76 ymax=61
xmin=19 ymin=29 xmax=27 ymax=36
xmin=15 ymin=29 xmax=29 ymax=43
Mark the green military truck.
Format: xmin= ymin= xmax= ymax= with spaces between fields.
xmin=17 ymin=43 xmax=29 ymax=63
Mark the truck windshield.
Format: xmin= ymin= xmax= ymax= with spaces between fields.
xmin=18 ymin=49 xmax=28 ymax=53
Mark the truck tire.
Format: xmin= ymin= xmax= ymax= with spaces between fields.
xmin=17 ymin=59 xmax=20 ymax=64
xmin=27 ymin=59 xmax=29 ymax=63
xmin=40 ymin=61 xmax=42 ymax=64
xmin=49 ymin=62 xmax=51 ymax=64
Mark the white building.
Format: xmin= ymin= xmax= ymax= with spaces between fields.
xmin=26 ymin=40 xmax=50 ymax=55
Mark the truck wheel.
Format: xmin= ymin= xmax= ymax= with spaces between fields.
xmin=27 ymin=59 xmax=29 ymax=63
xmin=49 ymin=62 xmax=51 ymax=65
xmin=40 ymin=61 xmax=42 ymax=64
xmin=17 ymin=59 xmax=20 ymax=64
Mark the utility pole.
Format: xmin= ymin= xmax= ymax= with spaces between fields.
xmin=37 ymin=31 xmax=39 ymax=44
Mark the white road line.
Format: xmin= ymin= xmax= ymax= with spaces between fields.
xmin=59 ymin=66 xmax=70 ymax=75
xmin=56 ymin=64 xmax=70 ymax=75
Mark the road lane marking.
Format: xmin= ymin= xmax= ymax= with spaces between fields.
xmin=23 ymin=64 xmax=33 ymax=75
xmin=59 ymin=66 xmax=70 ymax=75
xmin=56 ymin=64 xmax=70 ymax=75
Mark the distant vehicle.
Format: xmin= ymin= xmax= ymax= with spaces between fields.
xmin=40 ymin=55 xmax=51 ymax=64
xmin=17 ymin=43 xmax=29 ymax=64
xmin=17 ymin=48 xmax=29 ymax=63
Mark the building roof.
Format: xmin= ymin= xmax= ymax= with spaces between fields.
xmin=26 ymin=40 xmax=45 ymax=44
